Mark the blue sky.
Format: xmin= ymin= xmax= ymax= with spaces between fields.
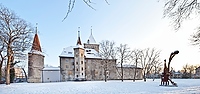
xmin=1 ymin=0 xmax=200 ymax=71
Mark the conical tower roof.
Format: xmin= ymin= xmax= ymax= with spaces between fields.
xmin=87 ymin=27 xmax=96 ymax=44
xmin=77 ymin=37 xmax=82 ymax=45
xmin=31 ymin=33 xmax=42 ymax=52
xmin=76 ymin=27 xmax=82 ymax=45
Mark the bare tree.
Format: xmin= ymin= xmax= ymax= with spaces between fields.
xmin=182 ymin=63 xmax=196 ymax=78
xmin=131 ymin=49 xmax=142 ymax=82
xmin=116 ymin=44 xmax=132 ymax=82
xmin=99 ymin=40 xmax=116 ymax=82
xmin=139 ymin=48 xmax=161 ymax=82
xmin=63 ymin=0 xmax=109 ymax=21
xmin=151 ymin=60 xmax=162 ymax=81
xmin=0 ymin=5 xmax=33 ymax=85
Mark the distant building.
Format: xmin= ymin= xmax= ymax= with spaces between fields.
xmin=42 ymin=67 xmax=60 ymax=82
xmin=195 ymin=66 xmax=200 ymax=78
xmin=59 ymin=29 xmax=143 ymax=81
xmin=172 ymin=71 xmax=182 ymax=78
xmin=15 ymin=67 xmax=26 ymax=78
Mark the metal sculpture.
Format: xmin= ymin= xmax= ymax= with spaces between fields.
xmin=160 ymin=50 xmax=179 ymax=87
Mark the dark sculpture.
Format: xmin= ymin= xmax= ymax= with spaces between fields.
xmin=160 ymin=50 xmax=179 ymax=87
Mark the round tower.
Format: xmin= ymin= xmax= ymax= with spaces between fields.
xmin=28 ymin=32 xmax=44 ymax=83
xmin=74 ymin=29 xmax=85 ymax=81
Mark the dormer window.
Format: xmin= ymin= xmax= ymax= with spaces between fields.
xmin=68 ymin=52 xmax=72 ymax=54
xmin=86 ymin=50 xmax=91 ymax=52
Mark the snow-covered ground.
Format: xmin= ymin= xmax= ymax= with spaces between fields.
xmin=0 ymin=79 xmax=200 ymax=94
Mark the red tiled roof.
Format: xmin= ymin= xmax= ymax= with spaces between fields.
xmin=31 ymin=34 xmax=42 ymax=52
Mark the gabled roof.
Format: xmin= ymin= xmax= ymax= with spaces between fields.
xmin=31 ymin=34 xmax=42 ymax=52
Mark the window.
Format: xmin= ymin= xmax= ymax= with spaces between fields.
xmin=76 ymin=75 xmax=78 ymax=77
xmin=68 ymin=52 xmax=72 ymax=54
xmin=81 ymin=61 xmax=83 ymax=64
xmin=76 ymin=68 xmax=78 ymax=71
xmin=86 ymin=50 xmax=91 ymax=52
xmin=81 ymin=54 xmax=83 ymax=57
xmin=82 ymin=67 xmax=83 ymax=71
xmin=66 ymin=59 xmax=68 ymax=62
xmin=82 ymin=73 xmax=84 ymax=75
xmin=76 ymin=62 xmax=78 ymax=64
xmin=66 ymin=65 xmax=68 ymax=68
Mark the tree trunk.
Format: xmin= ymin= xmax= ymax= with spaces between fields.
xmin=6 ymin=55 xmax=11 ymax=85
xmin=143 ymin=72 xmax=146 ymax=82
xmin=0 ymin=62 xmax=2 ymax=81
xmin=121 ymin=59 xmax=123 ymax=82
xmin=104 ymin=61 xmax=107 ymax=82
xmin=0 ymin=63 xmax=2 ymax=81
xmin=21 ymin=68 xmax=27 ymax=81
xmin=6 ymin=46 xmax=12 ymax=85
xmin=133 ymin=60 xmax=137 ymax=82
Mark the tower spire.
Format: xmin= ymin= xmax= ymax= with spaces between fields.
xmin=87 ymin=26 xmax=96 ymax=44
xmin=36 ymin=23 xmax=38 ymax=34
xmin=90 ymin=26 xmax=93 ymax=36
xmin=31 ymin=23 xmax=42 ymax=52
xmin=76 ymin=27 xmax=82 ymax=45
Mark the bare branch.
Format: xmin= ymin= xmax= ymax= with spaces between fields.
xmin=164 ymin=0 xmax=200 ymax=30
xmin=62 ymin=0 xmax=76 ymax=21
xmin=63 ymin=0 xmax=110 ymax=21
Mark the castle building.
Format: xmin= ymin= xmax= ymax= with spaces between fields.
xmin=28 ymin=33 xmax=44 ymax=83
xmin=59 ymin=29 xmax=117 ymax=81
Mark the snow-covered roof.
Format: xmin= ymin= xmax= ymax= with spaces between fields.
xmin=42 ymin=67 xmax=60 ymax=71
xmin=59 ymin=46 xmax=101 ymax=59
xmin=85 ymin=48 xmax=101 ymax=59
xmin=74 ymin=45 xmax=84 ymax=49
xmin=59 ymin=46 xmax=74 ymax=57
xmin=116 ymin=64 xmax=142 ymax=69
xmin=28 ymin=50 xmax=44 ymax=56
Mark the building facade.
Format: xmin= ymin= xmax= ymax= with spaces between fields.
xmin=59 ymin=29 xmax=143 ymax=81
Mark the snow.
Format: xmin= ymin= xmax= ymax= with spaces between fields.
xmin=1 ymin=79 xmax=200 ymax=94
xmin=74 ymin=45 xmax=84 ymax=49
xmin=85 ymin=48 xmax=101 ymax=59
xmin=116 ymin=64 xmax=142 ymax=69
xmin=28 ymin=50 xmax=44 ymax=56
xmin=59 ymin=46 xmax=74 ymax=57
xmin=42 ymin=67 xmax=60 ymax=71
xmin=60 ymin=46 xmax=101 ymax=59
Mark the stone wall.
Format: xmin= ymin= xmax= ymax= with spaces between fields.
xmin=28 ymin=53 xmax=44 ymax=83
xmin=116 ymin=67 xmax=143 ymax=80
